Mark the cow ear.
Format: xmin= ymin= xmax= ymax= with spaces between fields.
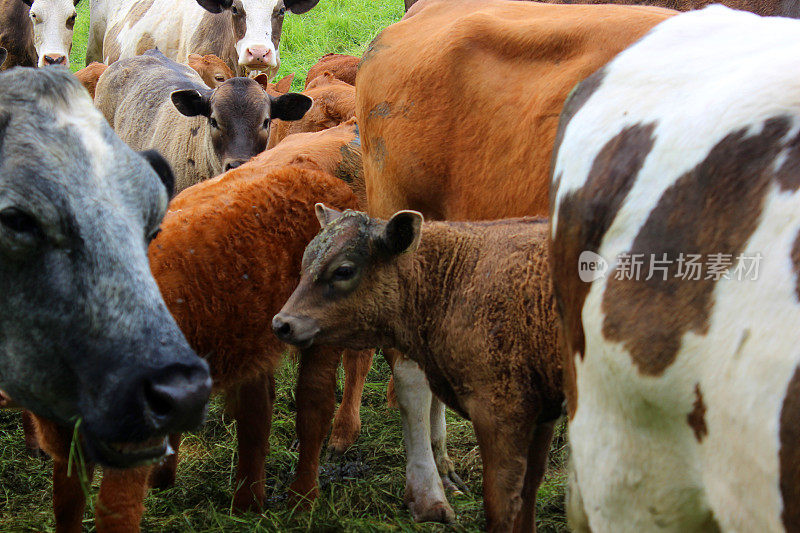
xmin=273 ymin=73 xmax=295 ymax=94
xmin=139 ymin=150 xmax=175 ymax=199
xmin=315 ymin=203 xmax=343 ymax=228
xmin=0 ymin=48 xmax=6 ymax=69
xmin=284 ymin=0 xmax=320 ymax=14
xmin=194 ymin=0 xmax=231 ymax=13
xmin=383 ymin=210 xmax=423 ymax=255
xmin=269 ymin=93 xmax=312 ymax=121
xmin=171 ymin=89 xmax=210 ymax=117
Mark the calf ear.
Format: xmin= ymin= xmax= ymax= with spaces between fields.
xmin=273 ymin=73 xmax=295 ymax=94
xmin=0 ymin=48 xmax=6 ymax=69
xmin=285 ymin=0 xmax=320 ymax=14
xmin=269 ymin=93 xmax=312 ymax=121
xmin=139 ymin=150 xmax=175 ymax=199
xmin=383 ymin=210 xmax=423 ymax=255
xmin=194 ymin=0 xmax=231 ymax=13
xmin=315 ymin=203 xmax=343 ymax=227
xmin=171 ymin=89 xmax=210 ymax=117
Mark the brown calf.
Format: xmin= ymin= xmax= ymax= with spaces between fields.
xmin=73 ymin=61 xmax=108 ymax=98
xmin=304 ymin=53 xmax=359 ymax=87
xmin=267 ymin=73 xmax=355 ymax=149
xmin=187 ymin=53 xmax=234 ymax=87
xmin=274 ymin=209 xmax=563 ymax=532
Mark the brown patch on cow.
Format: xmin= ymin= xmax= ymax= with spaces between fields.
xmin=602 ymin=117 xmax=793 ymax=376
xmin=551 ymin=123 xmax=655 ymax=418
xmin=189 ymin=10 xmax=244 ymax=75
xmin=780 ymin=365 xmax=800 ymax=532
xmin=687 ymin=383 xmax=708 ymax=442
xmin=102 ymin=0 xmax=155 ymax=63
xmin=775 ymin=129 xmax=800 ymax=192
xmin=136 ymin=34 xmax=156 ymax=55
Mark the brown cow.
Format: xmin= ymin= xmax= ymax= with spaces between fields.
xmin=28 ymin=118 xmax=372 ymax=532
xmin=256 ymin=72 xmax=296 ymax=96
xmin=274 ymin=209 xmax=562 ymax=532
xmin=357 ymin=0 xmax=674 ymax=522
xmin=304 ymin=53 xmax=359 ymax=88
xmin=187 ymin=53 xmax=234 ymax=87
xmin=0 ymin=0 xmax=35 ymax=69
xmin=73 ymin=61 xmax=108 ymax=98
xmin=267 ymin=73 xmax=355 ymax=149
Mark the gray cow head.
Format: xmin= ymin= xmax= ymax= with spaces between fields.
xmin=0 ymin=68 xmax=211 ymax=467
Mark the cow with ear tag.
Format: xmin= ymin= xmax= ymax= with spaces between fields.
xmin=94 ymin=50 xmax=312 ymax=191
xmin=274 ymin=206 xmax=564 ymax=532
xmin=89 ymin=0 xmax=319 ymax=77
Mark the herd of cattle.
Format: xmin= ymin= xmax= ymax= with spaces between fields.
xmin=0 ymin=0 xmax=798 ymax=531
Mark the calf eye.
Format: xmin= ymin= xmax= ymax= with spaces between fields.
xmin=263 ymin=119 xmax=270 ymax=129
xmin=0 ymin=208 xmax=42 ymax=239
xmin=209 ymin=117 xmax=219 ymax=129
xmin=66 ymin=14 xmax=76 ymax=29
xmin=214 ymin=74 xmax=225 ymax=82
xmin=332 ymin=264 xmax=355 ymax=281
xmin=147 ymin=227 xmax=161 ymax=243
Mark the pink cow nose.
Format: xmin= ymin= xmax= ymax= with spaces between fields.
xmin=244 ymin=45 xmax=273 ymax=66
xmin=43 ymin=54 xmax=67 ymax=66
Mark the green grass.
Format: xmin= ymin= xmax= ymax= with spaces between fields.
xmin=17 ymin=2 xmax=571 ymax=531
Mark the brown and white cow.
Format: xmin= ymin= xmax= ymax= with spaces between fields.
xmin=551 ymin=5 xmax=800 ymax=531
xmin=0 ymin=0 xmax=78 ymax=68
xmin=94 ymin=50 xmax=312 ymax=192
xmin=88 ymin=0 xmax=320 ymax=77
xmin=356 ymin=0 xmax=674 ymax=521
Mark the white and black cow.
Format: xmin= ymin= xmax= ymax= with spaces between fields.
xmin=88 ymin=0 xmax=319 ymax=77
xmin=551 ymin=5 xmax=800 ymax=531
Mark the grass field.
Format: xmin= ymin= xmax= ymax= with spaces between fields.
xmin=4 ymin=1 xmax=570 ymax=531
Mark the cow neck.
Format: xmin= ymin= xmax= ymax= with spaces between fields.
xmin=392 ymin=222 xmax=481 ymax=356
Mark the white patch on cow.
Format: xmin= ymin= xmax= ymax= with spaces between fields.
xmin=392 ymin=357 xmax=451 ymax=518
xmin=29 ymin=0 xmax=76 ymax=67
xmin=42 ymin=86 xmax=113 ymax=181
xmin=552 ymin=6 xmax=800 ymax=531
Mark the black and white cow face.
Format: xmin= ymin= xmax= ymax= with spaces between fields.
xmin=0 ymin=68 xmax=211 ymax=468
xmin=22 ymin=0 xmax=78 ymax=67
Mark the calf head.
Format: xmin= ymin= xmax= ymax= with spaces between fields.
xmin=0 ymin=68 xmax=211 ymax=467
xmin=171 ymin=77 xmax=312 ymax=171
xmin=214 ymin=0 xmax=320 ymax=76
xmin=188 ymin=53 xmax=234 ymax=88
xmin=22 ymin=0 xmax=77 ymax=67
xmin=273 ymin=205 xmax=423 ymax=349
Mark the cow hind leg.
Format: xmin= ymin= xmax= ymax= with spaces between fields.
xmin=328 ymin=348 xmax=373 ymax=456
xmin=513 ymin=420 xmax=556 ymax=533
xmin=288 ymin=345 xmax=340 ymax=509
xmin=22 ymin=410 xmax=44 ymax=457
xmin=227 ymin=372 xmax=275 ymax=512
xmin=95 ymin=466 xmax=150 ymax=532
xmin=430 ymin=397 xmax=468 ymax=495
xmin=390 ymin=351 xmax=454 ymax=523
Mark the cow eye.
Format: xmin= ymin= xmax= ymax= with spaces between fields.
xmin=66 ymin=14 xmax=76 ymax=29
xmin=214 ymin=74 xmax=225 ymax=82
xmin=332 ymin=264 xmax=356 ymax=281
xmin=263 ymin=118 xmax=270 ymax=129
xmin=278 ymin=6 xmax=286 ymax=16
xmin=30 ymin=12 xmax=40 ymax=23
xmin=209 ymin=117 xmax=219 ymax=129
xmin=147 ymin=227 xmax=161 ymax=243
xmin=0 ymin=208 xmax=42 ymax=240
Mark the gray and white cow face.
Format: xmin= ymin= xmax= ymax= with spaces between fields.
xmin=0 ymin=68 xmax=211 ymax=468
xmin=226 ymin=0 xmax=320 ymax=75
xmin=22 ymin=0 xmax=78 ymax=67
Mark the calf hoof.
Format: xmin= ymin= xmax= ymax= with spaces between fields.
xmin=232 ymin=489 xmax=264 ymax=514
xmin=408 ymin=500 xmax=455 ymax=523
xmin=327 ymin=428 xmax=359 ymax=456
xmin=148 ymin=463 xmax=176 ymax=490
xmin=286 ymin=482 xmax=318 ymax=512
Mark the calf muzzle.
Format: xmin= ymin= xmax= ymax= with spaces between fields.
xmin=272 ymin=313 xmax=320 ymax=348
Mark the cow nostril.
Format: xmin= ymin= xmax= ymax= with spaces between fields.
xmin=44 ymin=55 xmax=66 ymax=66
xmin=143 ymin=363 xmax=211 ymax=432
xmin=278 ymin=322 xmax=291 ymax=336
xmin=272 ymin=315 xmax=292 ymax=338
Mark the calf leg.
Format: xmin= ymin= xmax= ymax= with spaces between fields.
xmin=95 ymin=466 xmax=150 ymax=532
xmin=227 ymin=372 xmax=275 ymax=512
xmin=513 ymin=421 xmax=556 ymax=533
xmin=328 ymin=348 xmax=373 ymax=455
xmin=288 ymin=345 xmax=339 ymax=508
xmin=430 ymin=397 xmax=467 ymax=494
xmin=148 ymin=433 xmax=181 ymax=489
xmin=390 ymin=351 xmax=454 ymax=523
xmin=22 ymin=410 xmax=43 ymax=457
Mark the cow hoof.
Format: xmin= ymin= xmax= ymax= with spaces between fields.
xmin=408 ymin=500 xmax=455 ymax=523
xmin=441 ymin=470 xmax=469 ymax=496
xmin=232 ymin=490 xmax=265 ymax=514
xmin=286 ymin=483 xmax=318 ymax=512
xmin=327 ymin=422 xmax=360 ymax=455
xmin=148 ymin=465 xmax=176 ymax=490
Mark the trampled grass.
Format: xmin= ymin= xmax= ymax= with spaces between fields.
xmin=10 ymin=1 xmax=570 ymax=531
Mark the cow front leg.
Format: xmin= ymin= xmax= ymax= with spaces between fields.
xmin=390 ymin=351 xmax=454 ymax=523
xmin=513 ymin=420 xmax=555 ymax=533
xmin=22 ymin=410 xmax=43 ymax=457
xmin=328 ymin=348 xmax=373 ymax=456
xmin=227 ymin=372 xmax=275 ymax=512
xmin=430 ymin=396 xmax=468 ymax=495
xmin=288 ymin=345 xmax=339 ymax=508
xmin=95 ymin=465 xmax=150 ymax=532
